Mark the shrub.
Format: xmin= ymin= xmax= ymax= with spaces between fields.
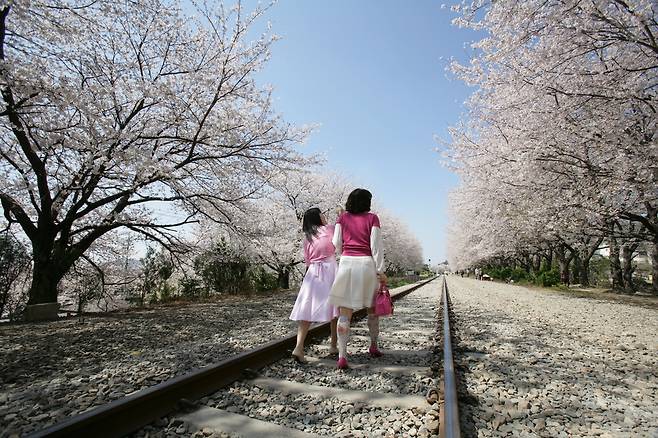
xmin=386 ymin=277 xmax=412 ymax=289
xmin=589 ymin=256 xmax=611 ymax=287
xmin=536 ymin=268 xmax=560 ymax=287
xmin=126 ymin=246 xmax=174 ymax=306
xmin=179 ymin=277 xmax=204 ymax=299
xmin=250 ymin=267 xmax=279 ymax=293
xmin=159 ymin=282 xmax=175 ymax=303
xmin=194 ymin=239 xmax=252 ymax=295
xmin=0 ymin=232 xmax=31 ymax=320
xmin=510 ymin=267 xmax=529 ymax=282
xmin=484 ymin=267 xmax=513 ymax=280
xmin=67 ymin=263 xmax=104 ymax=315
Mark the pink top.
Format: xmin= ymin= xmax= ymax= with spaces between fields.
xmin=336 ymin=212 xmax=381 ymax=256
xmin=303 ymin=225 xmax=336 ymax=266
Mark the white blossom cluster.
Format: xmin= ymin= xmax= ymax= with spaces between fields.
xmin=0 ymin=1 xmax=312 ymax=303
xmin=444 ymin=0 xmax=657 ymax=289
xmin=198 ymin=169 xmax=426 ymax=283
xmin=0 ymin=0 xmax=427 ymax=306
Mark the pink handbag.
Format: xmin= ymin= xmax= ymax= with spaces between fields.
xmin=374 ymin=284 xmax=394 ymax=317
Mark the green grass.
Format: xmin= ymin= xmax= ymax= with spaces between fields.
xmin=386 ymin=277 xmax=416 ymax=289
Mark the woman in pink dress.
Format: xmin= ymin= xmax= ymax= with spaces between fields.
xmin=329 ymin=188 xmax=387 ymax=369
xmin=289 ymin=208 xmax=339 ymax=363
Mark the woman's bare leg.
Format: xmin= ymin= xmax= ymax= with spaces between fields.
xmin=339 ymin=307 xmax=354 ymax=319
xmin=292 ymin=320 xmax=311 ymax=360
xmin=336 ymin=307 xmax=353 ymax=360
xmin=367 ymin=307 xmax=381 ymax=355
xmin=330 ymin=318 xmax=338 ymax=353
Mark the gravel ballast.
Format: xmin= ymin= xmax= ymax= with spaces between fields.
xmin=448 ymin=276 xmax=658 ymax=438
xmin=0 ymin=282 xmax=432 ymax=437
xmin=0 ymin=291 xmax=302 ymax=437
xmin=134 ymin=280 xmax=441 ymax=438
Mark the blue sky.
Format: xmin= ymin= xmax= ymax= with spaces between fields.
xmin=249 ymin=1 xmax=481 ymax=264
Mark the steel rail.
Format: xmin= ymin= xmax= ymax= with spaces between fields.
xmin=439 ymin=276 xmax=461 ymax=438
xmin=30 ymin=276 xmax=437 ymax=438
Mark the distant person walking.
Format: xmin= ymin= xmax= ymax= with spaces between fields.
xmin=329 ymin=189 xmax=386 ymax=369
xmin=289 ymin=208 xmax=339 ymax=363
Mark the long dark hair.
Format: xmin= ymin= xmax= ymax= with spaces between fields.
xmin=345 ymin=188 xmax=372 ymax=214
xmin=302 ymin=207 xmax=323 ymax=242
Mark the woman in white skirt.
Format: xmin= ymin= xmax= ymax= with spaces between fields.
xmin=289 ymin=208 xmax=339 ymax=363
xmin=329 ymin=188 xmax=386 ymax=369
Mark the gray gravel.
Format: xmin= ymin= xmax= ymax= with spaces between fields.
xmin=0 ymin=291 xmax=301 ymax=437
xmin=448 ymin=276 xmax=658 ymax=438
xmin=134 ymin=280 xmax=442 ymax=438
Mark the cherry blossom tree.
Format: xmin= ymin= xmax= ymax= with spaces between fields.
xmin=200 ymin=172 xmax=426 ymax=289
xmin=235 ymin=170 xmax=352 ymax=289
xmin=0 ymin=0 xmax=311 ymax=306
xmin=241 ymin=176 xmax=426 ymax=286
xmin=376 ymin=208 xmax=424 ymax=274
xmin=445 ymin=0 xmax=657 ymax=292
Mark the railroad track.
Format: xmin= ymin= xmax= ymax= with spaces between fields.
xmin=438 ymin=276 xmax=460 ymax=438
xmin=31 ymin=276 xmax=459 ymax=438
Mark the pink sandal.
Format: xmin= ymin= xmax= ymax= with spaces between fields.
xmin=337 ymin=357 xmax=349 ymax=369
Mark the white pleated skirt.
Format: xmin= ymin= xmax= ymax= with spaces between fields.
xmin=328 ymin=256 xmax=378 ymax=310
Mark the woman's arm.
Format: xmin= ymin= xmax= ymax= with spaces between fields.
xmin=303 ymin=240 xmax=311 ymax=268
xmin=370 ymin=226 xmax=384 ymax=273
xmin=332 ymin=223 xmax=343 ymax=254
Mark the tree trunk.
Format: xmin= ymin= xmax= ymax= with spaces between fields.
xmin=523 ymin=254 xmax=531 ymax=273
xmin=649 ymin=239 xmax=658 ymax=295
xmin=277 ymin=268 xmax=290 ymax=290
xmin=609 ymin=236 xmax=623 ymax=291
xmin=77 ymin=294 xmax=85 ymax=323
xmin=26 ymin=230 xmax=78 ymax=306
xmin=621 ymin=243 xmax=636 ymax=293
xmin=571 ymin=254 xmax=582 ymax=285
xmin=555 ymin=244 xmax=573 ymax=285
xmin=579 ymin=257 xmax=591 ymax=286
xmin=576 ymin=237 xmax=603 ymax=287
xmin=532 ymin=254 xmax=541 ymax=273
xmin=645 ymin=202 xmax=658 ymax=295
xmin=27 ymin=253 xmax=63 ymax=305
xmin=0 ymin=291 xmax=6 ymax=318
xmin=558 ymin=259 xmax=570 ymax=285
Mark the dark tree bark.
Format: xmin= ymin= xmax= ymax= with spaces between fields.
xmin=571 ymin=254 xmax=582 ymax=285
xmin=532 ymin=254 xmax=541 ymax=273
xmin=617 ymin=202 xmax=658 ymax=293
xmin=555 ymin=243 xmax=574 ymax=285
xmin=576 ymin=237 xmax=604 ymax=287
xmin=27 ymin=257 xmax=63 ymax=304
xmin=621 ymin=242 xmax=638 ymax=293
xmin=649 ymin=239 xmax=658 ymax=295
xmin=643 ymin=203 xmax=658 ymax=294
xmin=609 ymin=235 xmax=623 ymax=291
xmin=523 ymin=254 xmax=532 ymax=273
xmin=579 ymin=257 xmax=590 ymax=286
xmin=277 ymin=268 xmax=290 ymax=290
